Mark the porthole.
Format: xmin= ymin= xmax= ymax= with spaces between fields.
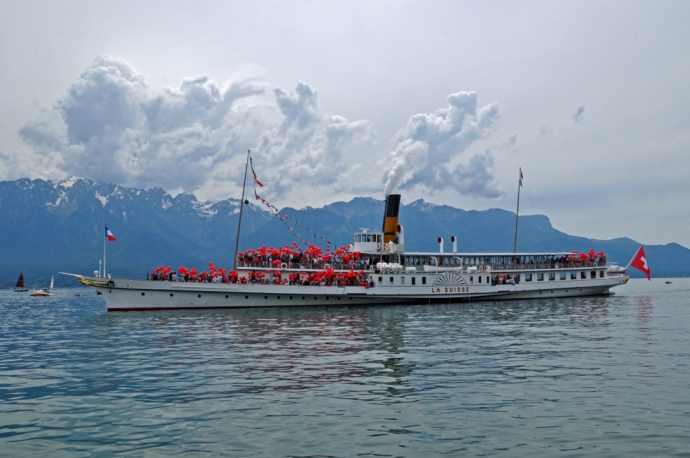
xmin=141 ymin=292 xmax=145 ymax=296
xmin=326 ymin=297 xmax=329 ymax=300
xmin=264 ymin=296 xmax=268 ymax=299
xmin=302 ymin=296 xmax=305 ymax=300
xmin=225 ymin=295 xmax=229 ymax=298
xmin=290 ymin=296 xmax=293 ymax=300
xmin=277 ymin=296 xmax=280 ymax=299
xmin=245 ymin=296 xmax=249 ymax=299
xmin=338 ymin=297 xmax=341 ymax=300
xmin=198 ymin=294 xmax=201 ymax=298
xmin=170 ymin=293 xmax=173 ymax=297
xmin=314 ymin=297 xmax=317 ymax=300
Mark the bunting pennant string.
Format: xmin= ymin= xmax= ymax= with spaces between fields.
xmin=254 ymin=191 xmax=332 ymax=250
xmin=247 ymin=155 xmax=331 ymax=253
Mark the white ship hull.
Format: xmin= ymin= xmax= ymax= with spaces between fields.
xmin=78 ymin=272 xmax=629 ymax=311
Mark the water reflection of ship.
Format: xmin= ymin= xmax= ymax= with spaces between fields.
xmin=486 ymin=297 xmax=610 ymax=328
xmin=635 ymin=296 xmax=660 ymax=385
xmin=636 ymin=296 xmax=654 ymax=344
xmin=372 ymin=311 xmax=416 ymax=400
xmin=128 ymin=308 xmax=417 ymax=397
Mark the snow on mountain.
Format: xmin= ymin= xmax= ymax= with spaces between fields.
xmin=95 ymin=192 xmax=109 ymax=207
xmin=407 ymin=199 xmax=436 ymax=212
xmin=54 ymin=176 xmax=83 ymax=188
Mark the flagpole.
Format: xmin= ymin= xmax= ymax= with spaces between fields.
xmin=626 ymin=246 xmax=640 ymax=270
xmin=103 ymin=224 xmax=107 ymax=278
xmin=513 ymin=169 xmax=522 ymax=253
xmin=233 ymin=150 xmax=251 ymax=271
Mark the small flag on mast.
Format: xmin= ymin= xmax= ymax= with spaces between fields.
xmin=105 ymin=226 xmax=116 ymax=242
xmin=250 ymin=157 xmax=264 ymax=187
xmin=519 ymin=168 xmax=523 ymax=187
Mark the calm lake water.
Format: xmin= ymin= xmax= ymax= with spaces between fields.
xmin=1 ymin=279 xmax=689 ymax=457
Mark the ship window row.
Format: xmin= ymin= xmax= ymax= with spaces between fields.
xmin=375 ymin=275 xmax=491 ymax=285
xmin=374 ymin=271 xmax=604 ymax=286
xmin=402 ymin=255 xmax=605 ymax=267
xmin=378 ymin=275 xmax=427 ymax=285
xmin=522 ymin=271 xmax=601 ymax=282
xmin=356 ymin=234 xmax=383 ymax=243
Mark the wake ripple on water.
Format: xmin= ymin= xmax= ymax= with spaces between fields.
xmin=0 ymin=280 xmax=689 ymax=457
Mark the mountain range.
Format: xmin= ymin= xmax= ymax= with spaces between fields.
xmin=1 ymin=177 xmax=687 ymax=288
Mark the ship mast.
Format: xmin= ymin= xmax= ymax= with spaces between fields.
xmin=233 ymin=150 xmax=251 ymax=271
xmin=513 ymin=168 xmax=523 ymax=253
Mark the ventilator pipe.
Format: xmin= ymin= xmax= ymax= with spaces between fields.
xmin=451 ymin=235 xmax=457 ymax=253
xmin=397 ymin=224 xmax=404 ymax=244
xmin=438 ymin=237 xmax=444 ymax=253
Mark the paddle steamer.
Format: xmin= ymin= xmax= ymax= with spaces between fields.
xmin=72 ymin=191 xmax=629 ymax=311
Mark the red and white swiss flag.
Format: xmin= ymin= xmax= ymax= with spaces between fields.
xmin=630 ymin=246 xmax=651 ymax=280
xmin=105 ymin=226 xmax=116 ymax=242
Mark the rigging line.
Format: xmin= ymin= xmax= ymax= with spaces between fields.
xmin=523 ymin=191 xmax=539 ymax=216
xmin=254 ymin=192 xmax=333 ymax=249
xmin=248 ymin=157 xmax=333 ymax=251
xmin=59 ymin=272 xmax=81 ymax=296
xmin=251 ymin=194 xmax=312 ymax=248
xmin=233 ymin=150 xmax=251 ymax=271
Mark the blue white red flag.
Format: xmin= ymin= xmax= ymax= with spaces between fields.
xmin=105 ymin=226 xmax=116 ymax=242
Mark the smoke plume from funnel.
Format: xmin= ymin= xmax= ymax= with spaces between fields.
xmin=380 ymin=90 xmax=503 ymax=198
xmin=384 ymin=140 xmax=427 ymax=196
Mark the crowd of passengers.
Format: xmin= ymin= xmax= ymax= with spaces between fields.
xmin=518 ymin=253 xmax=607 ymax=265
xmin=491 ymin=274 xmax=519 ymax=286
xmin=148 ymin=247 xmax=607 ymax=285
xmin=431 ymin=253 xmax=607 ymax=268
xmin=148 ymin=270 xmax=372 ymax=288
xmin=238 ymin=252 xmax=373 ymax=269
xmin=239 ymin=254 xmax=607 ymax=269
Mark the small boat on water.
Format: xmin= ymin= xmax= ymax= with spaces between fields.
xmin=666 ymin=280 xmax=672 ymax=284
xmin=13 ymin=273 xmax=28 ymax=292
xmin=30 ymin=276 xmax=55 ymax=297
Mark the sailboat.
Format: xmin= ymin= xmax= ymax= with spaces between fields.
xmin=30 ymin=276 xmax=55 ymax=297
xmin=13 ymin=273 xmax=28 ymax=292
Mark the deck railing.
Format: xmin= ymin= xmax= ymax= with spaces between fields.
xmin=236 ymin=259 xmax=604 ymax=274
xmin=237 ymin=261 xmax=372 ymax=271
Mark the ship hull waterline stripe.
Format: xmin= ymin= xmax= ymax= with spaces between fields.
xmin=97 ymin=286 xmax=618 ymax=311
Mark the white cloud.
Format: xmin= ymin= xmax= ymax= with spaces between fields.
xmin=4 ymin=56 xmax=505 ymax=206
xmin=258 ymin=82 xmax=374 ymax=197
xmin=8 ymin=56 xmax=374 ymax=201
xmin=380 ymin=91 xmax=503 ymax=198
xmin=14 ymin=56 xmax=259 ymax=190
